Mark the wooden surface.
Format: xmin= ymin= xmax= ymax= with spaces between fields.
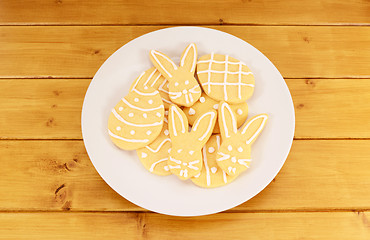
xmin=0 ymin=1 xmax=369 ymax=239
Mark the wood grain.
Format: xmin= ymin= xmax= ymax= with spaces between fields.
xmin=0 ymin=212 xmax=369 ymax=239
xmin=1 ymin=26 xmax=370 ymax=78
xmin=0 ymin=140 xmax=369 ymax=211
xmin=1 ymin=78 xmax=370 ymax=139
xmin=0 ymin=0 xmax=369 ymax=25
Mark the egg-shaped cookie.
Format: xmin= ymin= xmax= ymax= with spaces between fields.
xmin=191 ymin=134 xmax=238 ymax=188
xmin=136 ymin=121 xmax=172 ymax=176
xmin=183 ymin=93 xmax=248 ymax=133
xmin=197 ymin=53 xmax=255 ymax=104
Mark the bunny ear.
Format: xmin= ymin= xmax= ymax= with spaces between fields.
xmin=180 ymin=43 xmax=197 ymax=73
xmin=241 ymin=114 xmax=268 ymax=145
xmin=191 ymin=110 xmax=217 ymax=146
xmin=168 ymin=104 xmax=189 ymax=139
xmin=218 ymin=102 xmax=237 ymax=140
xmin=129 ymin=67 xmax=159 ymax=91
xmin=150 ymin=50 xmax=178 ymax=80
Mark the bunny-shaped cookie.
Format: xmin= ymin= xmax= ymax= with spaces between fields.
xmin=217 ymin=102 xmax=268 ymax=176
xmin=108 ymin=68 xmax=165 ymax=150
xmin=168 ymin=104 xmax=216 ymax=180
xmin=150 ymin=43 xmax=202 ymax=107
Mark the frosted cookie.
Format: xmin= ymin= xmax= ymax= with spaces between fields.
xmin=141 ymin=68 xmax=173 ymax=109
xmin=137 ymin=121 xmax=172 ymax=176
xmin=150 ymin=43 xmax=202 ymax=107
xmin=197 ymin=53 xmax=255 ymax=104
xmin=108 ymin=68 xmax=165 ymax=150
xmin=183 ymin=92 xmax=248 ymax=133
xmin=168 ymin=104 xmax=216 ymax=180
xmin=191 ymin=135 xmax=237 ymax=188
xmin=217 ymin=102 xmax=268 ymax=176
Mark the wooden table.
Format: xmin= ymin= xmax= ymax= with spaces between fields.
xmin=1 ymin=1 xmax=370 ymax=239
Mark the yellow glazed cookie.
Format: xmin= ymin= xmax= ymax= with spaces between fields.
xmin=136 ymin=121 xmax=172 ymax=176
xmin=108 ymin=68 xmax=165 ymax=150
xmin=197 ymin=53 xmax=255 ymax=104
xmin=183 ymin=92 xmax=248 ymax=133
xmin=191 ymin=134 xmax=237 ymax=188
xmin=150 ymin=43 xmax=202 ymax=107
xmin=168 ymin=104 xmax=216 ymax=180
xmin=217 ymin=102 xmax=268 ymax=176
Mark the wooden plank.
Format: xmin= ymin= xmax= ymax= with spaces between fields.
xmin=0 ymin=212 xmax=369 ymax=239
xmin=0 ymin=26 xmax=369 ymax=78
xmin=0 ymin=140 xmax=369 ymax=211
xmin=1 ymin=78 xmax=370 ymax=139
xmin=0 ymin=0 xmax=369 ymax=25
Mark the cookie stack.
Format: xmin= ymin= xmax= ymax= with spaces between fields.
xmin=108 ymin=43 xmax=268 ymax=188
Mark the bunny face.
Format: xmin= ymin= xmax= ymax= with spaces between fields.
xmin=217 ymin=102 xmax=268 ymax=176
xmin=168 ymin=104 xmax=216 ymax=180
xmin=150 ymin=43 xmax=201 ymax=107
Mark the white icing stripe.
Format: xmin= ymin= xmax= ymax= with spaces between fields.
xmin=143 ymin=68 xmax=157 ymax=86
xmin=238 ymin=63 xmax=242 ymax=99
xmin=132 ymin=89 xmax=159 ymax=96
xmin=130 ymin=72 xmax=145 ymax=91
xmin=180 ymin=169 xmax=188 ymax=178
xmin=145 ymin=138 xmax=171 ymax=153
xmin=207 ymin=53 xmax=213 ymax=93
xmin=121 ymin=98 xmax=164 ymax=112
xmin=238 ymin=159 xmax=252 ymax=167
xmin=159 ymin=80 xmax=169 ymax=94
xmin=189 ymin=85 xmax=201 ymax=93
xmin=222 ymin=171 xmax=228 ymax=184
xmin=170 ymin=106 xmax=186 ymax=136
xmin=216 ymin=135 xmax=221 ymax=149
xmin=224 ymin=55 xmax=228 ymax=101
xmin=169 ymin=156 xmax=181 ymax=164
xmin=169 ymin=165 xmax=181 ymax=169
xmin=192 ymin=111 xmax=216 ymax=141
xmin=150 ymin=72 xmax=162 ymax=87
xmin=197 ymin=70 xmax=253 ymax=75
xmin=149 ymin=158 xmax=168 ymax=172
xmin=151 ymin=50 xmax=178 ymax=78
xmin=242 ymin=115 xmax=268 ymax=144
xmin=189 ymin=92 xmax=193 ymax=103
xmin=185 ymin=93 xmax=189 ymax=104
xmin=198 ymin=59 xmax=247 ymax=65
xmin=112 ymin=109 xmax=163 ymax=127
xmin=217 ymin=152 xmax=230 ymax=161
xmin=168 ymin=92 xmax=182 ymax=99
xmin=220 ymin=103 xmax=237 ymax=138
xmin=161 ymin=97 xmax=172 ymax=105
xmin=203 ymin=147 xmax=211 ymax=186
xmin=187 ymin=160 xmax=200 ymax=170
xmin=108 ymin=130 xmax=149 ymax=143
xmin=202 ymin=82 xmax=255 ymax=87
xmin=180 ymin=43 xmax=196 ymax=73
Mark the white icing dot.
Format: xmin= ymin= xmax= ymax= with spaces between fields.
xmin=211 ymin=167 xmax=217 ymax=174
xmin=148 ymin=99 xmax=153 ymax=104
xmin=134 ymin=98 xmax=139 ymax=102
xmin=177 ymin=149 xmax=183 ymax=153
xmin=185 ymin=80 xmax=189 ymax=85
xmin=118 ymin=107 xmax=123 ymax=111
xmin=189 ymin=150 xmax=194 ymax=155
xmin=175 ymin=82 xmax=179 ymax=86
xmin=208 ymin=147 xmax=215 ymax=153
xmin=116 ymin=126 xmax=121 ymax=131
xmin=164 ymin=130 xmax=169 ymax=136
xmin=228 ymin=145 xmax=232 ymax=151
xmin=182 ymin=89 xmax=187 ymax=94
xmin=237 ymin=109 xmax=243 ymax=115
xmin=164 ymin=166 xmax=169 ymax=171
xmin=156 ymin=112 xmax=161 ymax=117
xmin=168 ymin=148 xmax=171 ymax=153
xmin=128 ymin=113 xmax=134 ymax=117
xmin=144 ymin=86 xmax=148 ymax=90
xmin=183 ymin=162 xmax=187 ymax=166
xmin=199 ymin=97 xmax=205 ymax=103
xmin=130 ymin=130 xmax=135 ymax=135
xmin=231 ymin=157 xmax=237 ymax=163
xmin=165 ymin=111 xmax=169 ymax=116
xmin=188 ymin=108 xmax=196 ymax=116
xmin=146 ymin=130 xmax=152 ymax=135
xmin=141 ymin=152 xmax=147 ymax=158
xmin=143 ymin=113 xmax=147 ymax=118
xmin=238 ymin=147 xmax=243 ymax=152
xmin=213 ymin=104 xmax=219 ymax=110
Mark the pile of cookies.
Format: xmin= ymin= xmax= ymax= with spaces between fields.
xmin=108 ymin=43 xmax=268 ymax=188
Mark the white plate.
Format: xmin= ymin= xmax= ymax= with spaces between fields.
xmin=81 ymin=27 xmax=295 ymax=216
